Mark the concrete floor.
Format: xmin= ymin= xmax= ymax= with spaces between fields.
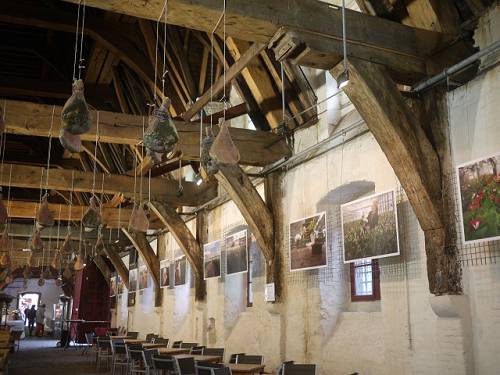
xmin=9 ymin=338 xmax=104 ymax=374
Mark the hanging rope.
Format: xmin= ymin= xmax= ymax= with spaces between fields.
xmin=222 ymin=0 xmax=227 ymax=119
xmin=78 ymin=0 xmax=87 ymax=79
xmin=139 ymin=116 xmax=146 ymax=204
xmin=67 ymin=170 xmax=75 ymax=234
xmin=154 ymin=0 xmax=169 ymax=103
xmin=44 ymin=106 xmax=56 ymax=195
xmin=91 ymin=111 xmax=100 ymax=196
xmin=72 ymin=0 xmax=82 ymax=81
xmin=162 ymin=0 xmax=168 ymax=98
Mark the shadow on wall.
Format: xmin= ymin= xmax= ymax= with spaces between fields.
xmin=316 ymin=180 xmax=375 ymax=344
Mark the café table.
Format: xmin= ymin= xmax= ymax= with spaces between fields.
xmin=123 ymin=339 xmax=146 ymax=344
xmin=227 ymin=363 xmax=266 ymax=374
xmin=158 ymin=347 xmax=191 ymax=355
xmin=143 ymin=342 xmax=169 ymax=349
xmin=173 ymin=354 xmax=223 ymax=363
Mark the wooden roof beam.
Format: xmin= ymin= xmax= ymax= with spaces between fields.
xmin=59 ymin=0 xmax=451 ymax=80
xmin=4 ymin=199 xmax=163 ymax=229
xmin=148 ymin=201 xmax=206 ymax=300
xmin=102 ymin=244 xmax=130 ymax=289
xmin=2 ymin=99 xmax=291 ymax=166
xmin=0 ymin=163 xmax=216 ymax=207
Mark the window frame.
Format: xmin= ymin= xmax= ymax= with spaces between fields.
xmin=350 ymin=259 xmax=380 ymax=302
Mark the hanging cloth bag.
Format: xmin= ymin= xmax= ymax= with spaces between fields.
xmin=82 ymin=196 xmax=102 ymax=230
xmin=209 ymin=119 xmax=240 ymax=165
xmin=36 ymin=194 xmax=55 ymax=229
xmin=143 ymin=98 xmax=179 ymax=163
xmin=129 ymin=203 xmax=149 ymax=233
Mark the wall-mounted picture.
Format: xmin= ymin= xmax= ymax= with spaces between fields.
xmin=127 ymin=291 xmax=136 ymax=307
xmin=204 ymin=240 xmax=222 ymax=279
xmin=174 ymin=256 xmax=187 ymax=286
xmin=109 ymin=276 xmax=117 ymax=297
xmin=457 ymin=153 xmax=500 ymax=244
xmin=225 ymin=230 xmax=248 ymax=275
xmin=117 ymin=275 xmax=124 ymax=294
xmin=341 ymin=190 xmax=399 ymax=263
xmin=129 ymin=268 xmax=138 ymax=292
xmin=138 ymin=265 xmax=149 ymax=290
xmin=289 ymin=212 xmax=327 ymax=271
xmin=160 ymin=260 xmax=170 ymax=288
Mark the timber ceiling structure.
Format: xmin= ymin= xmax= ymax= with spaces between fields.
xmin=0 ymin=0 xmax=493 ymax=295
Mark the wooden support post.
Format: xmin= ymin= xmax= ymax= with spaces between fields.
xmin=148 ymin=202 xmax=206 ymax=301
xmin=214 ymin=164 xmax=274 ymax=265
xmin=264 ymin=172 xmax=284 ymax=301
xmin=93 ymin=255 xmax=112 ymax=285
xmin=102 ymin=245 xmax=130 ymax=289
xmin=331 ymin=58 xmax=461 ymax=294
xmin=122 ymin=229 xmax=162 ymax=306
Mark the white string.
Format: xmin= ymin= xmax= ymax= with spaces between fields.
xmin=154 ymin=0 xmax=168 ymax=103
xmin=44 ymin=106 xmax=56 ymax=195
xmin=78 ymin=0 xmax=87 ymax=79
xmin=72 ymin=1 xmax=82 ymax=81
xmin=222 ymin=0 xmax=227 ymax=119
xmin=139 ymin=117 xmax=146 ymax=203
xmin=67 ymin=170 xmax=75 ymax=233
xmin=91 ymin=111 xmax=100 ymax=195
xmin=162 ymin=0 xmax=168 ymax=98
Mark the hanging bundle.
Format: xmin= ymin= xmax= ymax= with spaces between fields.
xmin=59 ymin=79 xmax=91 ymax=152
xmin=61 ymin=233 xmax=73 ymax=255
xmin=0 ymin=252 xmax=10 ymax=267
xmin=63 ymin=264 xmax=72 ymax=279
xmin=82 ymin=196 xmax=102 ymax=230
xmin=200 ymin=127 xmax=218 ymax=180
xmin=51 ymin=250 xmax=62 ymax=270
xmin=143 ymin=98 xmax=179 ymax=163
xmin=128 ymin=203 xmax=149 ymax=233
xmin=23 ymin=265 xmax=32 ymax=279
xmin=36 ymin=194 xmax=55 ymax=229
xmin=29 ymin=230 xmax=44 ymax=251
xmin=0 ymin=226 xmax=8 ymax=252
xmin=73 ymin=251 xmax=85 ymax=271
xmin=0 ymin=189 xmax=8 ymax=227
xmin=209 ymin=118 xmax=240 ymax=165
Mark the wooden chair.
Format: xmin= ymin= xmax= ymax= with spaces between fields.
xmin=229 ymin=353 xmax=245 ymax=364
xmin=111 ymin=341 xmax=128 ymax=375
xmin=154 ymin=337 xmax=169 ymax=346
xmin=203 ymin=348 xmax=225 ymax=358
xmin=190 ymin=345 xmax=205 ymax=354
xmin=145 ymin=333 xmax=158 ymax=343
xmin=96 ymin=337 xmax=113 ymax=371
xmin=213 ymin=368 xmax=233 ymax=375
xmin=282 ymin=364 xmax=317 ymax=375
xmin=171 ymin=340 xmax=183 ymax=348
xmin=175 ymin=356 xmax=196 ymax=375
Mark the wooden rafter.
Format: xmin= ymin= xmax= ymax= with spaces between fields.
xmin=0 ymin=163 xmax=216 ymax=207
xmin=93 ymin=255 xmax=112 ymax=285
xmin=2 ymin=99 xmax=291 ymax=166
xmin=215 ymin=164 xmax=274 ymax=262
xmin=102 ymin=245 xmax=130 ymax=289
xmin=4 ymin=199 xmax=163 ymax=229
xmin=148 ymin=201 xmax=206 ymax=300
xmin=122 ymin=229 xmax=162 ymax=306
xmin=182 ymin=42 xmax=266 ymax=121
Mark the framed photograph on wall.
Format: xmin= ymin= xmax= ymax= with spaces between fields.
xmin=204 ymin=240 xmax=222 ymax=279
xmin=289 ymin=212 xmax=327 ymax=271
xmin=174 ymin=256 xmax=187 ymax=286
xmin=225 ymin=230 xmax=248 ymax=275
xmin=138 ymin=265 xmax=149 ymax=290
xmin=109 ymin=276 xmax=117 ymax=297
xmin=128 ymin=268 xmax=138 ymax=292
xmin=456 ymin=153 xmax=500 ymax=244
xmin=341 ymin=190 xmax=400 ymax=263
xmin=127 ymin=291 xmax=136 ymax=307
xmin=116 ymin=275 xmax=124 ymax=294
xmin=160 ymin=260 xmax=171 ymax=288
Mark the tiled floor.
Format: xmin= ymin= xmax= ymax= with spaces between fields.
xmin=9 ymin=338 xmax=104 ymax=374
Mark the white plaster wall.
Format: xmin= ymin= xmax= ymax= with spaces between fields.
xmin=114 ymin=6 xmax=500 ymax=374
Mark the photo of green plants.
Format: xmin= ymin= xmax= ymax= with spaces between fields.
xmin=457 ymin=154 xmax=500 ymax=244
xmin=341 ymin=190 xmax=399 ymax=263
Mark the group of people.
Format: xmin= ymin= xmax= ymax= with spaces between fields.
xmin=24 ymin=304 xmax=46 ymax=337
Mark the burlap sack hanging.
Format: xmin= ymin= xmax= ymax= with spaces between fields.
xmin=143 ymin=98 xmax=179 ymax=163
xmin=63 ymin=264 xmax=72 ymax=279
xmin=0 ymin=226 xmax=8 ymax=252
xmin=59 ymin=129 xmax=82 ymax=153
xmin=36 ymin=194 xmax=55 ymax=229
xmin=62 ymin=233 xmax=73 ymax=255
xmin=73 ymin=250 xmax=85 ymax=271
xmin=61 ymin=79 xmax=91 ymax=136
xmin=129 ymin=203 xmax=149 ymax=233
xmin=82 ymin=196 xmax=102 ymax=229
xmin=29 ymin=230 xmax=43 ymax=251
xmin=200 ymin=127 xmax=218 ymax=180
xmin=209 ymin=119 xmax=240 ymax=165
xmin=51 ymin=250 xmax=62 ymax=269
xmin=0 ymin=253 xmax=10 ymax=267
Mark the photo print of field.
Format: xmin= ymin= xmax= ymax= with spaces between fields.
xmin=225 ymin=230 xmax=248 ymax=275
xmin=457 ymin=153 xmax=500 ymax=244
xmin=128 ymin=268 xmax=138 ymax=292
xmin=138 ymin=265 xmax=149 ymax=290
xmin=289 ymin=212 xmax=327 ymax=271
xmin=341 ymin=190 xmax=399 ymax=263
xmin=160 ymin=260 xmax=170 ymax=288
xmin=109 ymin=276 xmax=117 ymax=297
xmin=174 ymin=256 xmax=187 ymax=286
xmin=204 ymin=240 xmax=222 ymax=279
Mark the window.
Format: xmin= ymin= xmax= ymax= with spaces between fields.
xmin=350 ymin=259 xmax=380 ymax=302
